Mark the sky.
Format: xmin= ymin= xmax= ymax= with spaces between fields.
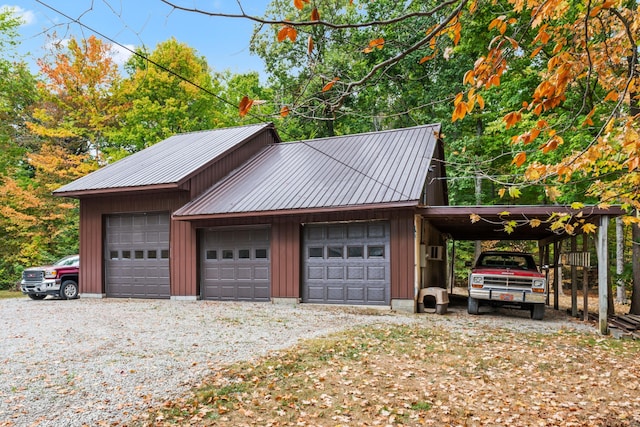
xmin=4 ymin=0 xmax=272 ymax=76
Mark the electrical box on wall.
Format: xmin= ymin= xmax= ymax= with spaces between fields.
xmin=420 ymin=245 xmax=444 ymax=264
xmin=426 ymin=245 xmax=444 ymax=261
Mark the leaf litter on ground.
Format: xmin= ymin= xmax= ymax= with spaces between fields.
xmin=131 ymin=322 xmax=640 ymax=427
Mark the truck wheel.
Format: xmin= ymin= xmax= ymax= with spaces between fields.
xmin=60 ymin=280 xmax=79 ymax=300
xmin=28 ymin=294 xmax=46 ymax=300
xmin=468 ymin=296 xmax=480 ymax=315
xmin=531 ymin=304 xmax=545 ymax=320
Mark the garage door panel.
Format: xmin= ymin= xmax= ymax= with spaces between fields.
xmin=236 ymin=267 xmax=252 ymax=280
xmin=220 ymin=267 xmax=235 ymax=280
xmin=307 ymin=266 xmax=324 ymax=280
xmin=367 ymin=287 xmax=386 ymax=303
xmin=367 ymin=266 xmax=386 ymax=280
xmin=347 ymin=266 xmax=364 ymax=280
xmin=303 ymin=222 xmax=390 ymax=305
xmin=327 ymin=266 xmax=344 ymax=279
xmin=105 ymin=213 xmax=170 ymax=299
xmin=346 ymin=286 xmax=364 ymax=301
xmin=306 ymin=286 xmax=325 ymax=300
xmin=254 ymin=266 xmax=269 ymax=280
xmin=201 ymin=227 xmax=271 ymax=301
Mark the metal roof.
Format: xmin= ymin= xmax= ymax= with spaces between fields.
xmin=419 ymin=205 xmax=626 ymax=243
xmin=174 ymin=124 xmax=441 ymax=219
xmin=54 ymin=123 xmax=276 ymax=196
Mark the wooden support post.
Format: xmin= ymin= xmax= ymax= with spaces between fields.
xmin=583 ymin=234 xmax=589 ymax=322
xmin=571 ymin=236 xmax=578 ymax=317
xmin=597 ymin=216 xmax=609 ymax=335
xmin=553 ymin=240 xmax=561 ymax=310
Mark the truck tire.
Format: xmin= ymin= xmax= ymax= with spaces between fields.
xmin=468 ymin=296 xmax=480 ymax=315
xmin=28 ymin=294 xmax=46 ymax=300
xmin=531 ymin=304 xmax=545 ymax=320
xmin=60 ymin=280 xmax=79 ymax=300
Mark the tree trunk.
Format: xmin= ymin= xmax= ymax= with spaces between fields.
xmin=630 ymin=222 xmax=640 ymax=314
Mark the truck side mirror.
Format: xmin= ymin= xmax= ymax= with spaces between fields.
xmin=465 ymin=261 xmax=472 ymax=267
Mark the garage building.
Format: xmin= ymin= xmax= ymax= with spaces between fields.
xmin=54 ymin=123 xmax=449 ymax=312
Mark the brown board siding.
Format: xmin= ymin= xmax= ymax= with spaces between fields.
xmin=171 ymin=220 xmax=197 ymax=296
xmin=271 ymin=219 xmax=300 ymax=298
xmin=390 ymin=211 xmax=416 ymax=299
xmin=79 ymin=200 xmax=103 ymax=295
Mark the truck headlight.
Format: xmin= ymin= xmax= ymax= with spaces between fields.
xmin=44 ymin=269 xmax=57 ymax=279
xmin=471 ymin=275 xmax=484 ymax=288
xmin=532 ymin=279 xmax=545 ymax=292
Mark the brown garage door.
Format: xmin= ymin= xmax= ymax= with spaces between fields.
xmin=201 ymin=227 xmax=270 ymax=301
xmin=105 ymin=213 xmax=170 ymax=298
xmin=302 ymin=221 xmax=390 ymax=305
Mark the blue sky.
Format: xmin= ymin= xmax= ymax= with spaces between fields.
xmin=5 ymin=0 xmax=272 ymax=76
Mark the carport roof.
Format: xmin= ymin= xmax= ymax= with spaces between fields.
xmin=419 ymin=205 xmax=626 ymax=243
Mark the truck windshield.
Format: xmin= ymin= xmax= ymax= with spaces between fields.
xmin=54 ymin=255 xmax=79 ymax=267
xmin=477 ymin=254 xmax=536 ymax=271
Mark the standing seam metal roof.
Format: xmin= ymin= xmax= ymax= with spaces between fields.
xmin=54 ymin=123 xmax=275 ymax=195
xmin=174 ymin=123 xmax=441 ymax=217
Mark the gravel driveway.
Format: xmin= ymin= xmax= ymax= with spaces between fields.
xmin=0 ymin=297 xmax=595 ymax=426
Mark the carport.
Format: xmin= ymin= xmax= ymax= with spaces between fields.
xmin=419 ymin=205 xmax=626 ymax=334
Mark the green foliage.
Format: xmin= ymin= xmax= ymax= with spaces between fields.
xmin=106 ymin=38 xmax=228 ymax=155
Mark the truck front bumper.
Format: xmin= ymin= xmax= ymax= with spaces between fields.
xmin=20 ymin=279 xmax=60 ymax=295
xmin=469 ymin=288 xmax=546 ymax=304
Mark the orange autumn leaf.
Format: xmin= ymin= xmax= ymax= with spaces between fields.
xmin=307 ymin=36 xmax=314 ymax=55
xmin=363 ymin=38 xmax=385 ymax=53
xmin=512 ymin=151 xmax=527 ymax=167
xmin=419 ymin=52 xmax=437 ymax=63
xmin=293 ymin=0 xmax=309 ymax=10
xmin=503 ymin=111 xmax=522 ymax=129
xmin=277 ymin=26 xmax=297 ymax=42
xmin=310 ymin=7 xmax=320 ymax=21
xmin=452 ymin=101 xmax=468 ymax=122
xmin=604 ymin=90 xmax=618 ymax=102
xmin=239 ymin=96 xmax=254 ymax=117
xmin=322 ymin=77 xmax=340 ymax=92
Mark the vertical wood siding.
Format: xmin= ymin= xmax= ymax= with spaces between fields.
xmin=79 ymin=199 xmax=104 ymax=295
xmin=171 ymin=220 xmax=197 ymax=296
xmin=390 ymin=211 xmax=416 ymax=299
xmin=271 ymin=219 xmax=300 ymax=298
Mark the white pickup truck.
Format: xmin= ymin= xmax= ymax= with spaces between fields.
xmin=468 ymin=251 xmax=547 ymax=320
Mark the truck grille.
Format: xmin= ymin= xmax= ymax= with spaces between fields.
xmin=22 ymin=271 xmax=45 ymax=282
xmin=483 ymin=275 xmax=534 ymax=288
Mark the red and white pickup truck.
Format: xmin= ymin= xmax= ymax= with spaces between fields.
xmin=468 ymin=251 xmax=547 ymax=320
xmin=20 ymin=255 xmax=80 ymax=300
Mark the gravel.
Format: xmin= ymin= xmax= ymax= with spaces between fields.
xmin=0 ymin=297 xmax=597 ymax=426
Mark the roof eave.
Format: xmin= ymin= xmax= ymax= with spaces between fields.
xmin=173 ymin=200 xmax=420 ymax=221
xmin=53 ymin=182 xmax=188 ymax=198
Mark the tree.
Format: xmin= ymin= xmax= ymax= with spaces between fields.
xmin=106 ymin=38 xmax=227 ymax=156
xmin=0 ymin=8 xmax=42 ymax=286
xmin=28 ymin=35 xmax=123 ymax=160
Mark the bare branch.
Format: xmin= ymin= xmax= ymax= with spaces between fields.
xmin=159 ymin=0 xmax=464 ymax=30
